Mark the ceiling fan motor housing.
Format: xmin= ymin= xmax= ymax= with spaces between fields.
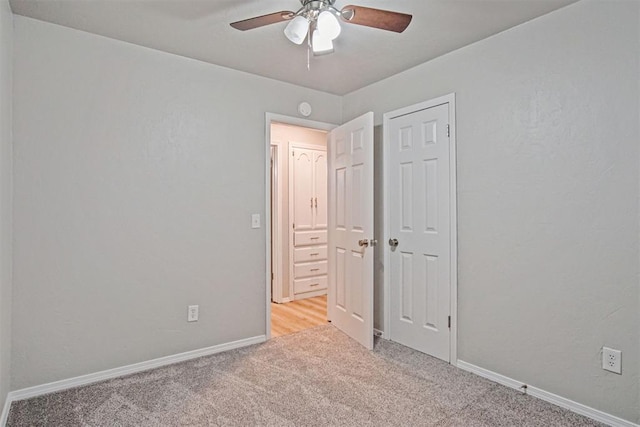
xmin=297 ymin=0 xmax=342 ymax=20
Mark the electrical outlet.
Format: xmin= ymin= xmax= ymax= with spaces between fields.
xmin=251 ymin=213 xmax=261 ymax=229
xmin=187 ymin=305 xmax=199 ymax=322
xmin=602 ymin=347 xmax=621 ymax=374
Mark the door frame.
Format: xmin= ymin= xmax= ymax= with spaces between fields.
xmin=265 ymin=113 xmax=337 ymax=340
xmin=382 ymin=93 xmax=458 ymax=365
xmin=270 ymin=144 xmax=287 ymax=304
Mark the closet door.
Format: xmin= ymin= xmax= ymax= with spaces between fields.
xmin=291 ymin=147 xmax=314 ymax=231
xmin=313 ymin=151 xmax=328 ymax=230
xmin=290 ymin=144 xmax=329 ymax=301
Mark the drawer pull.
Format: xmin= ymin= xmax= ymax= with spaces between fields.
xmin=310 ymin=237 xmax=320 ymax=240
xmin=310 ymin=268 xmax=320 ymax=271
xmin=310 ymin=253 xmax=319 ymax=256
xmin=310 ymin=283 xmax=320 ymax=287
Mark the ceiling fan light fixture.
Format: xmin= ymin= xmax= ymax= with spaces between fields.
xmin=284 ymin=15 xmax=309 ymax=45
xmin=317 ymin=10 xmax=341 ymax=40
xmin=312 ymin=29 xmax=334 ymax=56
xmin=231 ymin=2 xmax=413 ymax=56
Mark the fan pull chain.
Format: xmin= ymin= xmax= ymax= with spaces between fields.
xmin=307 ymin=27 xmax=311 ymax=70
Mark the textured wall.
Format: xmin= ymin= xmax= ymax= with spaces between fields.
xmin=344 ymin=0 xmax=639 ymax=423
xmin=0 ymin=0 xmax=12 ymax=402
xmin=12 ymin=16 xmax=341 ymax=390
xmin=8 ymin=2 xmax=640 ymax=423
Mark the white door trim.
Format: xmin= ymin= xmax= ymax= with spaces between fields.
xmin=265 ymin=113 xmax=337 ymax=340
xmin=270 ymin=144 xmax=288 ymax=304
xmin=382 ymin=93 xmax=458 ymax=365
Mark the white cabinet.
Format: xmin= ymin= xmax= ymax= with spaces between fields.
xmin=289 ymin=145 xmax=327 ymax=300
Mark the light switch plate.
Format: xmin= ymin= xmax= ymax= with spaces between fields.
xmin=187 ymin=305 xmax=199 ymax=322
xmin=251 ymin=213 xmax=260 ymax=229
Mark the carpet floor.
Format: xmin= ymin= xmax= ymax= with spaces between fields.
xmin=7 ymin=325 xmax=603 ymax=426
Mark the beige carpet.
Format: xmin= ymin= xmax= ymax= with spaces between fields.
xmin=8 ymin=325 xmax=603 ymax=426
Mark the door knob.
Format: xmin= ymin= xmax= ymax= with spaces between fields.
xmin=389 ymin=238 xmax=399 ymax=247
xmin=358 ymin=239 xmax=369 ymax=247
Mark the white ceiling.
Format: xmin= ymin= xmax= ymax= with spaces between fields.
xmin=9 ymin=0 xmax=578 ymax=95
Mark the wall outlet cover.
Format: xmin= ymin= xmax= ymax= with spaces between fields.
xmin=602 ymin=347 xmax=621 ymax=374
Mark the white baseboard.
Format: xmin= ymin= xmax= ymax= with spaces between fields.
xmin=457 ymin=360 xmax=638 ymax=427
xmin=293 ymin=289 xmax=327 ymax=300
xmin=0 ymin=395 xmax=11 ymax=427
xmin=1 ymin=335 xmax=266 ymax=426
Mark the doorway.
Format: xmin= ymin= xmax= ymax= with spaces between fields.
xmin=266 ymin=105 xmax=455 ymax=360
xmin=265 ymin=115 xmax=336 ymax=339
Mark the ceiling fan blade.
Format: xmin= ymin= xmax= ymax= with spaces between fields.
xmin=230 ymin=11 xmax=295 ymax=31
xmin=340 ymin=5 xmax=412 ymax=33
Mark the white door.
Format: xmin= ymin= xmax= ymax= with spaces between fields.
xmin=291 ymin=147 xmax=314 ymax=231
xmin=388 ymin=103 xmax=451 ymax=362
xmin=328 ymin=112 xmax=375 ymax=349
xmin=313 ymin=151 xmax=328 ymax=229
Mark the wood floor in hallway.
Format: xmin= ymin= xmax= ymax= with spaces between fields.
xmin=271 ymin=295 xmax=328 ymax=337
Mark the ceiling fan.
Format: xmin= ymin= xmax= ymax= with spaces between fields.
xmin=230 ymin=0 xmax=412 ymax=56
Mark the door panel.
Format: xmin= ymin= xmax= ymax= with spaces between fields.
xmin=328 ymin=112 xmax=374 ymax=350
xmin=289 ymin=144 xmax=328 ymax=301
xmin=314 ymin=152 xmax=328 ymax=229
xmin=291 ymin=148 xmax=314 ymax=231
xmin=389 ymin=103 xmax=451 ymax=362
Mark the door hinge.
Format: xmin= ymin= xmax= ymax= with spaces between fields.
xmin=448 ymin=316 xmax=451 ymax=328
xmin=271 ymin=272 xmax=274 ymax=280
xmin=293 ymin=223 xmax=295 ymax=229
xmin=446 ymin=124 xmax=450 ymax=138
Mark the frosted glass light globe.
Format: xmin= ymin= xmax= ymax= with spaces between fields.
xmin=284 ymin=16 xmax=309 ymax=45
xmin=312 ymin=29 xmax=334 ymax=55
xmin=317 ymin=10 xmax=341 ymax=40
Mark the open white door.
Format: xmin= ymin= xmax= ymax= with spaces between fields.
xmin=327 ymin=112 xmax=375 ymax=349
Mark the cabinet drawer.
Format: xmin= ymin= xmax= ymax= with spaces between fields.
xmin=294 ymin=261 xmax=328 ymax=278
xmin=294 ymin=230 xmax=327 ymax=246
xmin=294 ymin=275 xmax=328 ymax=294
xmin=294 ymin=246 xmax=327 ymax=263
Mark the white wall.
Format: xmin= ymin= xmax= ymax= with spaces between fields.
xmin=270 ymin=123 xmax=327 ymax=301
xmin=11 ymin=16 xmax=341 ymax=390
xmin=344 ymin=0 xmax=640 ymax=423
xmin=8 ymin=1 xmax=640 ymax=423
xmin=0 ymin=0 xmax=12 ymax=405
